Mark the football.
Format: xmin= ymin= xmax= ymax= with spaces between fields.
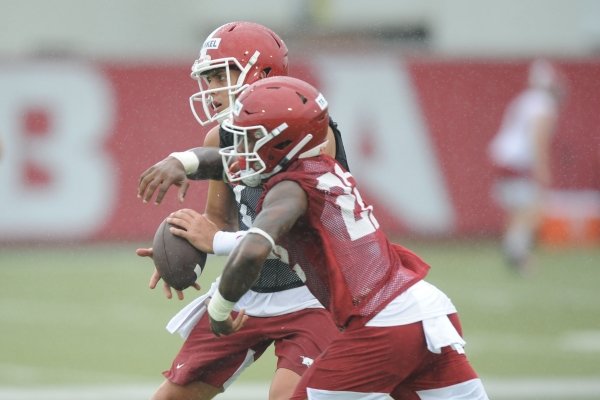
xmin=152 ymin=217 xmax=207 ymax=291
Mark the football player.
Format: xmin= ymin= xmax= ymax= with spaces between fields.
xmin=488 ymin=59 xmax=566 ymax=274
xmin=184 ymin=76 xmax=490 ymax=399
xmin=137 ymin=21 xmax=348 ymax=400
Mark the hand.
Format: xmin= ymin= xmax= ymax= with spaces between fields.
xmin=167 ymin=209 xmax=220 ymax=253
xmin=138 ymin=157 xmax=190 ymax=205
xmin=135 ymin=247 xmax=200 ymax=300
xmin=209 ymin=310 xmax=248 ymax=337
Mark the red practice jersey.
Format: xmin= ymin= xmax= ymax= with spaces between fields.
xmin=260 ymin=156 xmax=430 ymax=329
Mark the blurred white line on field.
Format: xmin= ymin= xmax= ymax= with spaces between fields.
xmin=560 ymin=330 xmax=600 ymax=352
xmin=2 ymin=378 xmax=600 ymax=399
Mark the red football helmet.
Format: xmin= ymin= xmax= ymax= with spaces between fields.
xmin=189 ymin=21 xmax=289 ymax=126
xmin=220 ymin=76 xmax=330 ymax=187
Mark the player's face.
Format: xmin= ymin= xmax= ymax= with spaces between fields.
xmin=200 ymin=67 xmax=241 ymax=111
xmin=220 ymin=120 xmax=270 ymax=187
xmin=235 ymin=128 xmax=263 ymax=157
xmin=246 ymin=128 xmax=263 ymax=148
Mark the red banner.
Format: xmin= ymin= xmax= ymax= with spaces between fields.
xmin=1 ymin=57 xmax=598 ymax=242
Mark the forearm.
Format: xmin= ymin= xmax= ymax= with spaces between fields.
xmin=218 ymin=227 xmax=281 ymax=304
xmin=204 ymin=180 xmax=238 ymax=231
xmin=170 ymin=147 xmax=224 ymax=180
xmin=207 ymin=235 xmax=270 ymax=321
xmin=219 ymin=239 xmax=267 ymax=300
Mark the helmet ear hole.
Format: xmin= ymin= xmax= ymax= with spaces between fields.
xmin=274 ymin=139 xmax=292 ymax=150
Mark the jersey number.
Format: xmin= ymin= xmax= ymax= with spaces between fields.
xmin=317 ymin=164 xmax=379 ymax=240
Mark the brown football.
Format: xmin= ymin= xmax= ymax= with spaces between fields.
xmin=152 ymin=217 xmax=207 ymax=291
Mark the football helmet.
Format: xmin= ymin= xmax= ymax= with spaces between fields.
xmin=189 ymin=21 xmax=289 ymax=126
xmin=220 ymin=76 xmax=330 ymax=187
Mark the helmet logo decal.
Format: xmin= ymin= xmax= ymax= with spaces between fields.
xmin=202 ymin=38 xmax=221 ymax=50
xmin=315 ymin=93 xmax=328 ymax=110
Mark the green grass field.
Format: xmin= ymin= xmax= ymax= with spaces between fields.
xmin=1 ymin=240 xmax=599 ymax=397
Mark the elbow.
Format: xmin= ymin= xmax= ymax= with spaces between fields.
xmin=240 ymin=243 xmax=270 ymax=272
xmin=222 ymin=234 xmax=273 ymax=295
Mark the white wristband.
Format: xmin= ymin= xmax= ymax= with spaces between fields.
xmin=213 ymin=230 xmax=247 ymax=256
xmin=169 ymin=151 xmax=200 ymax=175
xmin=207 ymin=289 xmax=236 ymax=321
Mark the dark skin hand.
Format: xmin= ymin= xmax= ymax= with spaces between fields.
xmin=137 ymin=147 xmax=224 ymax=205
xmin=136 ymin=139 xmax=224 ymax=300
xmin=209 ymin=179 xmax=308 ymax=336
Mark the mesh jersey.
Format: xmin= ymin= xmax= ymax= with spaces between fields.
xmin=260 ymin=156 xmax=430 ymax=329
xmin=219 ymin=118 xmax=350 ymax=293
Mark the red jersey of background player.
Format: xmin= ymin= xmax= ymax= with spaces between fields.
xmin=259 ymin=155 xmax=430 ymax=329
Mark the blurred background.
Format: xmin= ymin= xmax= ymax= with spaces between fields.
xmin=1 ymin=1 xmax=599 ymax=399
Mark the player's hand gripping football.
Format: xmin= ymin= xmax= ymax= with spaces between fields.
xmin=138 ymin=156 xmax=190 ymax=205
xmin=135 ymin=247 xmax=200 ymax=300
xmin=167 ymin=209 xmax=219 ymax=253
xmin=209 ymin=310 xmax=248 ymax=337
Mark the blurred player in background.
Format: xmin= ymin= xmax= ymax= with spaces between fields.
xmin=190 ymin=75 xmax=490 ymax=399
xmin=488 ymin=59 xmax=566 ymax=274
xmin=137 ymin=21 xmax=348 ymax=400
